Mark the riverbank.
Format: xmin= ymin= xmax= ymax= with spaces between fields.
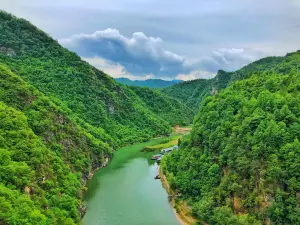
xmin=142 ymin=125 xmax=192 ymax=152
xmin=159 ymin=167 xmax=198 ymax=225
xmin=83 ymin=138 xmax=181 ymax=225
xmin=79 ymin=157 xmax=110 ymax=218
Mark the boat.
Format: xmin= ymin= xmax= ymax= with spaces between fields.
xmin=151 ymin=154 xmax=162 ymax=160
xmin=154 ymin=175 xmax=160 ymax=179
xmin=156 ymin=155 xmax=164 ymax=163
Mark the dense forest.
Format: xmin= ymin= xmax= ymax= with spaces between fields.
xmin=0 ymin=64 xmax=113 ymax=224
xmin=162 ymin=52 xmax=300 ymax=224
xmin=162 ymin=70 xmax=231 ymax=111
xmin=0 ymin=11 xmax=192 ymax=224
xmin=130 ymin=86 xmax=194 ymax=125
xmin=115 ymin=77 xmax=182 ymax=88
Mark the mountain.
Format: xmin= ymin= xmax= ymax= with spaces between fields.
xmin=0 ymin=64 xmax=113 ymax=224
xmin=162 ymin=51 xmax=300 ymax=224
xmin=161 ymin=70 xmax=232 ymax=111
xmin=129 ymin=86 xmax=194 ymax=126
xmin=115 ymin=77 xmax=182 ymax=88
xmin=162 ymin=51 xmax=300 ymax=111
xmin=0 ymin=11 xmax=195 ymax=146
xmin=0 ymin=11 xmax=193 ymax=224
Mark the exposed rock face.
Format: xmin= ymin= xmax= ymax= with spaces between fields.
xmin=82 ymin=157 xmax=110 ymax=185
xmin=108 ymin=104 xmax=115 ymax=114
xmin=210 ymin=87 xmax=218 ymax=95
xmin=0 ymin=46 xmax=16 ymax=56
xmin=24 ymin=186 xmax=32 ymax=196
xmin=79 ymin=203 xmax=87 ymax=218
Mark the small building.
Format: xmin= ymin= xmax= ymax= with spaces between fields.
xmin=160 ymin=145 xmax=179 ymax=154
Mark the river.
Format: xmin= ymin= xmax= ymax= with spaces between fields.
xmin=83 ymin=139 xmax=181 ymax=225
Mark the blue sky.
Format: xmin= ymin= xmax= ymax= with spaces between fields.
xmin=2 ymin=0 xmax=300 ymax=80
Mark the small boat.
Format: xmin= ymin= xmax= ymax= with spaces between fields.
xmin=156 ymin=156 xmax=163 ymax=163
xmin=151 ymin=154 xmax=162 ymax=160
xmin=154 ymin=175 xmax=160 ymax=179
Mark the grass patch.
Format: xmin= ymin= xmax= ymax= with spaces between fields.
xmin=142 ymin=125 xmax=192 ymax=152
xmin=142 ymin=136 xmax=179 ymax=152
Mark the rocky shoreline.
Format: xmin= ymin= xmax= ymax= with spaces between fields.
xmin=80 ymin=157 xmax=110 ymax=218
xmin=159 ymin=167 xmax=198 ymax=225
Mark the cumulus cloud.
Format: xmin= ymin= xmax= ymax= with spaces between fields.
xmin=3 ymin=0 xmax=300 ymax=81
xmin=61 ymin=29 xmax=190 ymax=77
xmin=61 ymin=29 xmax=266 ymax=79
xmin=197 ymin=48 xmax=262 ymax=73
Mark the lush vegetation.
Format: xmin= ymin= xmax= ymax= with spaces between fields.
xmin=116 ymin=77 xmax=182 ymax=88
xmin=0 ymin=64 xmax=113 ymax=224
xmin=0 ymin=11 xmax=193 ymax=147
xmin=0 ymin=11 xmax=192 ymax=224
xmin=162 ymin=70 xmax=231 ymax=111
xmin=163 ymin=52 xmax=300 ymax=112
xmin=130 ymin=86 xmax=194 ymax=126
xmin=162 ymin=58 xmax=300 ymax=224
xmin=142 ymin=136 xmax=179 ymax=152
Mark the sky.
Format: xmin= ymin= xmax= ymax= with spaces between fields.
xmin=2 ymin=0 xmax=300 ymax=80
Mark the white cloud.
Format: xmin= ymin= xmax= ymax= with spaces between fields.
xmin=3 ymin=0 xmax=300 ymax=80
xmin=62 ymin=29 xmax=270 ymax=79
xmin=197 ymin=48 xmax=263 ymax=72
xmin=176 ymin=70 xmax=215 ymax=81
xmin=61 ymin=29 xmax=188 ymax=77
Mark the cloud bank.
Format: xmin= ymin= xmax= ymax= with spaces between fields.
xmin=3 ymin=0 xmax=300 ymax=79
xmin=61 ymin=29 xmax=263 ymax=79
xmin=198 ymin=48 xmax=262 ymax=73
xmin=61 ymin=29 xmax=190 ymax=77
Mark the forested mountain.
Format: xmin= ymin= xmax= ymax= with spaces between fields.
xmin=115 ymin=77 xmax=182 ymax=88
xmin=129 ymin=86 xmax=194 ymax=125
xmin=162 ymin=52 xmax=300 ymax=111
xmin=0 ymin=64 xmax=112 ymax=224
xmin=162 ymin=52 xmax=300 ymax=224
xmin=0 ymin=11 xmax=192 ymax=224
xmin=0 ymin=11 xmax=194 ymax=146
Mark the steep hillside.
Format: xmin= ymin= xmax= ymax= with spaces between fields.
xmin=116 ymin=77 xmax=182 ymax=88
xmin=0 ymin=11 xmax=193 ymax=225
xmin=163 ymin=51 xmax=300 ymax=111
xmin=129 ymin=86 xmax=194 ymax=126
xmin=0 ymin=64 xmax=113 ymax=224
xmin=162 ymin=70 xmax=300 ymax=224
xmin=162 ymin=77 xmax=211 ymax=110
xmin=162 ymin=70 xmax=231 ymax=111
xmin=0 ymin=11 xmax=194 ymax=146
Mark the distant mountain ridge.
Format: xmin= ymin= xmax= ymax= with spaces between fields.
xmin=115 ymin=77 xmax=182 ymax=88
xmin=162 ymin=51 xmax=300 ymax=111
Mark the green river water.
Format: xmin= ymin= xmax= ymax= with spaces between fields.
xmin=83 ymin=139 xmax=181 ymax=225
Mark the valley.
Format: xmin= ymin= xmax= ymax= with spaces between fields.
xmin=83 ymin=137 xmax=181 ymax=225
xmin=0 ymin=8 xmax=299 ymax=225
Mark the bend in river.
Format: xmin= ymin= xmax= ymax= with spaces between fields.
xmin=83 ymin=139 xmax=181 ymax=225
